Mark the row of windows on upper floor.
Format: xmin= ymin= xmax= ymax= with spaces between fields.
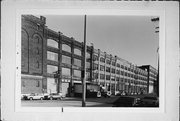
xmin=47 ymin=51 xmax=148 ymax=79
xmin=93 ymin=74 xmax=147 ymax=85
xmin=94 ymin=69 xmax=147 ymax=80
xmin=47 ymin=39 xmax=92 ymax=58
xmin=47 ymin=63 xmax=147 ymax=83
xmin=46 ymin=64 xmax=147 ymax=85
xmin=94 ymin=57 xmax=147 ymax=76
xmin=47 ymin=52 xmax=91 ymax=68
xmin=94 ymin=64 xmax=147 ymax=77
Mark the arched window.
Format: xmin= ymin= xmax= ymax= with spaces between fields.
xmin=74 ymin=48 xmax=81 ymax=56
xmin=34 ymin=36 xmax=40 ymax=43
xmin=32 ymin=34 xmax=42 ymax=45
xmin=62 ymin=44 xmax=71 ymax=53
xmin=47 ymin=39 xmax=58 ymax=48
xmin=21 ymin=29 xmax=29 ymax=71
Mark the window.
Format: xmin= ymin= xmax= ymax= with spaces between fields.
xmin=93 ymin=55 xmax=98 ymax=61
xmin=100 ymin=57 xmax=105 ymax=63
xmin=74 ymin=70 xmax=81 ymax=77
xmin=74 ymin=58 xmax=81 ymax=67
xmin=47 ymin=51 xmax=58 ymax=61
xmin=106 ymin=67 xmax=110 ymax=72
xmin=106 ymin=75 xmax=110 ymax=80
xmin=22 ymin=81 xmax=25 ymax=87
xmin=111 ymin=76 xmax=115 ymax=81
xmin=116 ymin=77 xmax=120 ymax=81
xmin=106 ymin=60 xmax=111 ymax=65
xmin=121 ymin=71 xmax=124 ymax=75
xmin=116 ymin=70 xmax=120 ymax=74
xmin=112 ymin=62 xmax=116 ymax=66
xmin=100 ymin=65 xmax=105 ymax=71
xmin=62 ymin=55 xmax=71 ymax=65
xmin=86 ymin=52 xmax=91 ymax=59
xmin=62 ymin=44 xmax=71 ymax=53
xmin=117 ymin=63 xmax=120 ymax=67
xmin=121 ymin=65 xmax=124 ymax=69
xmin=86 ymin=62 xmax=90 ymax=69
xmin=34 ymin=35 xmax=40 ymax=44
xmin=93 ymin=73 xmax=98 ymax=79
xmin=86 ymin=72 xmax=90 ymax=79
xmin=74 ymin=48 xmax=81 ymax=56
xmin=36 ymin=61 xmax=40 ymax=68
xmin=100 ymin=74 xmax=105 ymax=79
xmin=93 ymin=63 xmax=98 ymax=70
xmin=47 ymin=65 xmax=58 ymax=74
xmin=62 ymin=67 xmax=70 ymax=76
xmin=125 ymin=66 xmax=127 ymax=70
xmin=36 ymin=80 xmax=40 ymax=87
xmin=47 ymin=39 xmax=58 ymax=48
xmin=111 ymin=68 xmax=115 ymax=73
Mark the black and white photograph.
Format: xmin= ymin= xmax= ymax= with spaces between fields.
xmin=1 ymin=1 xmax=179 ymax=121
xmin=21 ymin=15 xmax=160 ymax=108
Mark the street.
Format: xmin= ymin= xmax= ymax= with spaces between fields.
xmin=21 ymin=96 xmax=118 ymax=107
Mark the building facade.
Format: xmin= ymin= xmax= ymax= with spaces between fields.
xmin=139 ymin=65 xmax=158 ymax=94
xmin=21 ymin=15 xmax=157 ymax=96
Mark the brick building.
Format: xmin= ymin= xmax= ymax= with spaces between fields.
xmin=21 ymin=15 xmax=158 ymax=96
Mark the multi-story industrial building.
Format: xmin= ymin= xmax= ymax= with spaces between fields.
xmin=139 ymin=65 xmax=158 ymax=94
xmin=21 ymin=15 xmax=158 ymax=96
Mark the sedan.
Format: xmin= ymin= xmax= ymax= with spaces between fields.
xmin=112 ymin=96 xmax=141 ymax=107
xmin=140 ymin=96 xmax=159 ymax=107
xmin=24 ymin=93 xmax=44 ymax=100
xmin=44 ymin=93 xmax=63 ymax=100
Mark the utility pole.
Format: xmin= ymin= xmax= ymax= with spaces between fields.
xmin=82 ymin=15 xmax=87 ymax=107
xmin=151 ymin=17 xmax=159 ymax=97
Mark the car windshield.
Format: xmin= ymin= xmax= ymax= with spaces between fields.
xmin=51 ymin=93 xmax=57 ymax=95
xmin=30 ymin=93 xmax=35 ymax=96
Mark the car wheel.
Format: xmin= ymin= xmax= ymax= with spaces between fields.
xmin=40 ymin=97 xmax=43 ymax=100
xmin=50 ymin=97 xmax=53 ymax=100
xmin=30 ymin=97 xmax=33 ymax=100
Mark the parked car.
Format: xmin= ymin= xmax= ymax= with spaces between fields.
xmin=44 ymin=93 xmax=63 ymax=100
xmin=97 ymin=91 xmax=101 ymax=98
xmin=140 ymin=96 xmax=159 ymax=107
xmin=24 ymin=93 xmax=44 ymax=100
xmin=101 ymin=91 xmax=112 ymax=98
xmin=112 ymin=96 xmax=141 ymax=107
xmin=115 ymin=91 xmax=127 ymax=96
xmin=21 ymin=94 xmax=31 ymax=100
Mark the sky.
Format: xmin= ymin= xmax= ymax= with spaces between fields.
xmin=44 ymin=15 xmax=159 ymax=68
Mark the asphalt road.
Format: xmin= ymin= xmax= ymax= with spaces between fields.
xmin=21 ymin=96 xmax=118 ymax=107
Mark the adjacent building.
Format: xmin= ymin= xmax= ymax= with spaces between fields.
xmin=21 ymin=15 xmax=158 ymax=96
xmin=139 ymin=65 xmax=158 ymax=94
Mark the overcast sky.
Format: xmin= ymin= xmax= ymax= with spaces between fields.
xmin=44 ymin=15 xmax=159 ymax=68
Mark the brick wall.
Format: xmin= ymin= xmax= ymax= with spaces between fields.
xmin=21 ymin=15 xmax=47 ymax=94
xmin=21 ymin=76 xmax=43 ymax=94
